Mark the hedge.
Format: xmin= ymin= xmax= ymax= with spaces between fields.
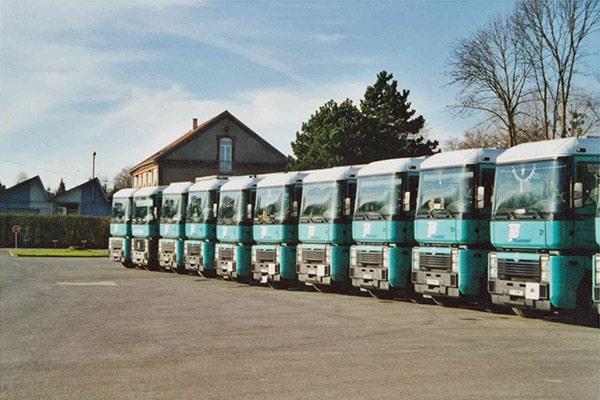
xmin=0 ymin=214 xmax=110 ymax=249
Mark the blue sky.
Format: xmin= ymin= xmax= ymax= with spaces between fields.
xmin=2 ymin=0 xmax=591 ymax=190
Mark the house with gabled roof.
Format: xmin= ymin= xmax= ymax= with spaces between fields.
xmin=0 ymin=176 xmax=53 ymax=215
xmin=130 ymin=110 xmax=287 ymax=188
xmin=52 ymin=178 xmax=111 ymax=216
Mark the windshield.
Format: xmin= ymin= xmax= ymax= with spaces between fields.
xmin=254 ymin=186 xmax=288 ymax=224
xmin=417 ymin=167 xmax=474 ymax=218
xmin=354 ymin=174 xmax=402 ymax=220
xmin=217 ymin=190 xmax=247 ymax=225
xmin=132 ymin=197 xmax=156 ymax=224
xmin=160 ymin=194 xmax=184 ymax=224
xmin=300 ymin=182 xmax=341 ymax=223
xmin=187 ymin=191 xmax=215 ymax=224
xmin=111 ymin=198 xmax=131 ymax=223
xmin=493 ymin=160 xmax=567 ymax=219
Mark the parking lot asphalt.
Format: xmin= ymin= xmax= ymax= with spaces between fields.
xmin=1 ymin=250 xmax=598 ymax=400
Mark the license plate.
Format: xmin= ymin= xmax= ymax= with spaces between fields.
xmin=427 ymin=279 xmax=440 ymax=286
xmin=509 ymin=289 xmax=524 ymax=297
xmin=362 ymin=274 xmax=372 ymax=280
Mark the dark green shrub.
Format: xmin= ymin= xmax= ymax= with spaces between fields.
xmin=0 ymin=215 xmax=110 ymax=248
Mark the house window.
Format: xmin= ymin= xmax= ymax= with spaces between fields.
xmin=219 ymin=137 xmax=232 ymax=174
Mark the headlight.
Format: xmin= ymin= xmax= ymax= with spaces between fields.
xmin=412 ymin=248 xmax=420 ymax=271
xmin=350 ymin=247 xmax=357 ymax=265
xmin=276 ymin=247 xmax=281 ymax=264
xmin=451 ymin=249 xmax=459 ymax=273
xmin=158 ymin=241 xmax=163 ymax=252
xmin=297 ymin=245 xmax=303 ymax=261
xmin=489 ymin=253 xmax=498 ymax=279
xmin=540 ymin=254 xmax=550 ymax=282
xmin=251 ymin=247 xmax=257 ymax=263
xmin=325 ymin=246 xmax=332 ymax=264
xmin=383 ymin=247 xmax=389 ymax=268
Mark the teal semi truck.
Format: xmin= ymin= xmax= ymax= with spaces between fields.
xmin=251 ymin=171 xmax=306 ymax=287
xmin=412 ymin=148 xmax=504 ymax=306
xmin=594 ymin=191 xmax=600 ymax=314
xmin=157 ymin=181 xmax=193 ymax=273
xmin=488 ymin=138 xmax=599 ymax=320
xmin=131 ymin=185 xmax=166 ymax=270
xmin=184 ymin=177 xmax=228 ymax=277
xmin=109 ymin=188 xmax=137 ymax=268
xmin=296 ymin=166 xmax=360 ymax=292
xmin=350 ymin=158 xmax=423 ymax=299
xmin=215 ymin=176 xmax=262 ymax=281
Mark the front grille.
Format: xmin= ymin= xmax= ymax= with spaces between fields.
xmin=256 ymin=249 xmax=276 ymax=262
xmin=219 ymin=248 xmax=234 ymax=260
xmin=133 ymin=238 xmax=146 ymax=252
xmin=497 ymin=259 xmax=540 ymax=281
xmin=419 ymin=253 xmax=451 ymax=271
xmin=111 ymin=241 xmax=123 ymax=250
xmin=186 ymin=243 xmax=201 ymax=255
xmin=302 ymin=249 xmax=326 ymax=263
xmin=356 ymin=251 xmax=383 ymax=265
xmin=161 ymin=241 xmax=175 ymax=252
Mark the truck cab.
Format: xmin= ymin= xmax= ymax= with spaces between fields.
xmin=594 ymin=192 xmax=600 ymax=314
xmin=184 ymin=178 xmax=227 ymax=277
xmin=412 ymin=148 xmax=504 ymax=306
xmin=296 ymin=166 xmax=360 ymax=292
xmin=131 ymin=185 xmax=166 ymax=270
xmin=488 ymin=138 xmax=599 ymax=321
xmin=350 ymin=158 xmax=422 ymax=299
xmin=158 ymin=181 xmax=193 ymax=273
xmin=109 ymin=188 xmax=137 ymax=268
xmin=251 ymin=171 xmax=306 ymax=287
xmin=215 ymin=176 xmax=262 ymax=281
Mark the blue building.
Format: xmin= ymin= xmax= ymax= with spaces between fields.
xmin=0 ymin=176 xmax=53 ymax=215
xmin=0 ymin=176 xmax=110 ymax=216
xmin=52 ymin=178 xmax=111 ymax=216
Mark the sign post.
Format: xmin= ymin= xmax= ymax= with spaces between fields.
xmin=12 ymin=225 xmax=21 ymax=249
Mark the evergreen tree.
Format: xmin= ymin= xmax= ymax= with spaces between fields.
xmin=360 ymin=71 xmax=436 ymax=159
xmin=287 ymin=71 xmax=437 ymax=170
xmin=56 ymin=178 xmax=66 ymax=196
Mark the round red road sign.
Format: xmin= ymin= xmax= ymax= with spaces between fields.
xmin=12 ymin=225 xmax=21 ymax=234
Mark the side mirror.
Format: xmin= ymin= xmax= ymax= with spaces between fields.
xmin=476 ymin=186 xmax=485 ymax=209
xmin=344 ymin=197 xmax=352 ymax=216
xmin=292 ymin=200 xmax=299 ymax=218
xmin=246 ymin=203 xmax=253 ymax=220
xmin=403 ymin=191 xmax=411 ymax=212
xmin=212 ymin=203 xmax=218 ymax=218
xmin=573 ymin=182 xmax=583 ymax=208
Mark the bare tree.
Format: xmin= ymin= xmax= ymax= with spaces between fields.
xmin=516 ymin=0 xmax=600 ymax=138
xmin=447 ymin=13 xmax=530 ymax=146
xmin=445 ymin=126 xmax=508 ymax=151
xmin=109 ymin=167 xmax=133 ymax=196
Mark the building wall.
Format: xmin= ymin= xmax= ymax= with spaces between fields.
xmin=132 ymin=115 xmax=287 ymax=188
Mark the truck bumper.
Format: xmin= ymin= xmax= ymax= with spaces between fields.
xmin=488 ymin=279 xmax=551 ymax=311
xmin=412 ymin=271 xmax=460 ymax=298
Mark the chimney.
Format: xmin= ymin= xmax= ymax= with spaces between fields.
xmin=193 ymin=118 xmax=198 ymax=129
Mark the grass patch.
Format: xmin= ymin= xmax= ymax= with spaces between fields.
xmin=10 ymin=248 xmax=108 ymax=257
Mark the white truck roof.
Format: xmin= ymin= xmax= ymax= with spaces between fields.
xmin=133 ymin=185 xmax=167 ymax=197
xmin=112 ymin=188 xmax=138 ymax=198
xmin=256 ymin=171 xmax=307 ymax=188
xmin=189 ymin=178 xmax=228 ymax=192
xmin=358 ymin=157 xmax=424 ymax=177
xmin=302 ymin=165 xmax=361 ymax=184
xmin=420 ymin=148 xmax=505 ymax=170
xmin=162 ymin=181 xmax=194 ymax=195
xmin=496 ymin=138 xmax=600 ymax=164
xmin=219 ymin=176 xmax=262 ymax=192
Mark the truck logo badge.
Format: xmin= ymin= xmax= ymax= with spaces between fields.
xmin=363 ymin=222 xmax=371 ymax=237
xmin=513 ymin=253 xmax=520 ymax=263
xmin=427 ymin=221 xmax=437 ymax=238
xmin=508 ymin=223 xmax=520 ymax=242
